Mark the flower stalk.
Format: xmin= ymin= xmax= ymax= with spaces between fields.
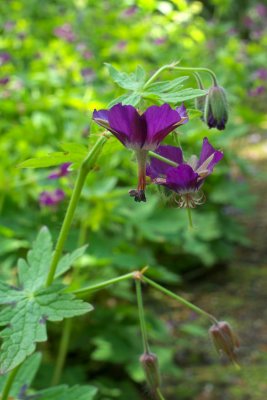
xmin=142 ymin=276 xmax=217 ymax=324
xmin=135 ymin=279 xmax=150 ymax=353
xmin=173 ymin=66 xmax=218 ymax=86
xmin=72 ymin=272 xmax=135 ymax=297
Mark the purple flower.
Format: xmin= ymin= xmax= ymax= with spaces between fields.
xmin=254 ymin=68 xmax=267 ymax=80
xmin=81 ymin=68 xmax=94 ymax=81
xmin=93 ymin=103 xmax=188 ymax=202
xmin=256 ymin=3 xmax=267 ymax=17
xmin=146 ymin=138 xmax=223 ymax=208
xmin=54 ymin=24 xmax=75 ymax=42
xmin=0 ymin=52 xmax=11 ymax=65
xmin=0 ymin=77 xmax=9 ymax=85
xmin=117 ymin=40 xmax=127 ymax=50
xmin=121 ymin=6 xmax=138 ymax=17
xmin=48 ymin=163 xmax=71 ymax=180
xmin=39 ymin=189 xmax=65 ymax=207
xmin=248 ymin=86 xmax=265 ymax=96
xmin=153 ymin=37 xmax=166 ymax=46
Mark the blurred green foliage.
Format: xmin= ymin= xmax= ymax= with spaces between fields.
xmin=0 ymin=0 xmax=266 ymax=398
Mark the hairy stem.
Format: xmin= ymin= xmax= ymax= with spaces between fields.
xmin=1 ymin=364 xmax=21 ymax=400
xmin=45 ymin=134 xmax=109 ymax=287
xmin=143 ymin=61 xmax=180 ymax=89
xmin=173 ymin=66 xmax=218 ymax=85
xmin=135 ymin=280 xmax=150 ymax=353
xmin=72 ymin=272 xmax=134 ymax=297
xmin=51 ymin=318 xmax=73 ymax=386
xmin=142 ymin=276 xmax=217 ymax=324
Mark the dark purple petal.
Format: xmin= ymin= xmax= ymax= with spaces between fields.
xmin=93 ymin=109 xmax=112 ymax=131
xmin=108 ymin=103 xmax=146 ymax=148
xmin=176 ymin=104 xmax=189 ymax=123
xmin=165 ymin=164 xmax=199 ymax=193
xmin=197 ymin=138 xmax=223 ymax=172
xmin=39 ymin=189 xmax=65 ymax=207
xmin=142 ymin=104 xmax=183 ymax=148
xmin=146 ymin=145 xmax=183 ymax=179
xmin=48 ymin=163 xmax=71 ymax=179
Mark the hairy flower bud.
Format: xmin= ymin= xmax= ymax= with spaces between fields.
xmin=209 ymin=321 xmax=240 ymax=363
xmin=204 ymin=85 xmax=228 ymax=130
xmin=140 ymin=351 xmax=161 ymax=392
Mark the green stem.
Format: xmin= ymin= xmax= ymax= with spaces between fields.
xmin=193 ymin=72 xmax=205 ymax=89
xmin=142 ymin=276 xmax=217 ymax=324
xmin=143 ymin=61 xmax=180 ymax=89
xmin=186 ymin=207 xmax=193 ymax=229
xmin=135 ymin=280 xmax=150 ymax=353
xmin=72 ymin=272 xmax=134 ymax=297
xmin=51 ymin=318 xmax=73 ymax=386
xmin=148 ymin=151 xmax=178 ymax=167
xmin=45 ymin=134 xmax=109 ymax=287
xmin=1 ymin=364 xmax=21 ymax=400
xmin=173 ymin=66 xmax=218 ymax=85
xmin=156 ymin=388 xmax=166 ymax=400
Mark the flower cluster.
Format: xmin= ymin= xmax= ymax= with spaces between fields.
xmin=93 ymin=103 xmax=223 ymax=206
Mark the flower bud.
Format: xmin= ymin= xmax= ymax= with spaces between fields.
xmin=139 ymin=351 xmax=161 ymax=392
xmin=204 ymin=85 xmax=228 ymax=130
xmin=209 ymin=321 xmax=240 ymax=363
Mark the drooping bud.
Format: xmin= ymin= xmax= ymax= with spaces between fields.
xmin=209 ymin=321 xmax=240 ymax=364
xmin=204 ymin=85 xmax=228 ymax=130
xmin=140 ymin=351 xmax=161 ymax=392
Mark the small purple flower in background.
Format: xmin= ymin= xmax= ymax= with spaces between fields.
xmin=248 ymin=86 xmax=265 ymax=96
xmin=146 ymin=137 xmax=223 ymax=208
xmin=256 ymin=3 xmax=267 ymax=17
xmin=0 ymin=52 xmax=11 ymax=65
xmin=121 ymin=6 xmax=138 ymax=18
xmin=39 ymin=189 xmax=65 ymax=207
xmin=93 ymin=103 xmax=188 ymax=202
xmin=48 ymin=163 xmax=71 ymax=180
xmin=153 ymin=37 xmax=166 ymax=46
xmin=3 ymin=21 xmax=15 ymax=31
xmin=81 ymin=68 xmax=94 ymax=82
xmin=254 ymin=68 xmax=267 ymax=81
xmin=0 ymin=77 xmax=9 ymax=85
xmin=54 ymin=24 xmax=76 ymax=42
xmin=117 ymin=40 xmax=127 ymax=51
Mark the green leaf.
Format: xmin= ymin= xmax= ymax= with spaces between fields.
xmin=55 ymin=245 xmax=88 ymax=278
xmin=18 ymin=152 xmax=84 ymax=169
xmin=32 ymin=384 xmax=98 ymax=400
xmin=105 ymin=63 xmax=146 ymax=90
xmin=0 ymin=228 xmax=92 ymax=373
xmin=108 ymin=92 xmax=141 ymax=107
xmin=60 ymin=142 xmax=88 ymax=155
xmin=144 ymin=76 xmax=189 ymax=93
xmin=18 ymin=226 xmax=53 ymax=290
xmin=0 ymin=353 xmax=42 ymax=395
xmin=159 ymin=88 xmax=207 ymax=103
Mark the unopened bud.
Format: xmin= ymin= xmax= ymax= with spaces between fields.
xmin=140 ymin=351 xmax=161 ymax=392
xmin=209 ymin=321 xmax=240 ymax=363
xmin=204 ymin=85 xmax=228 ymax=130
